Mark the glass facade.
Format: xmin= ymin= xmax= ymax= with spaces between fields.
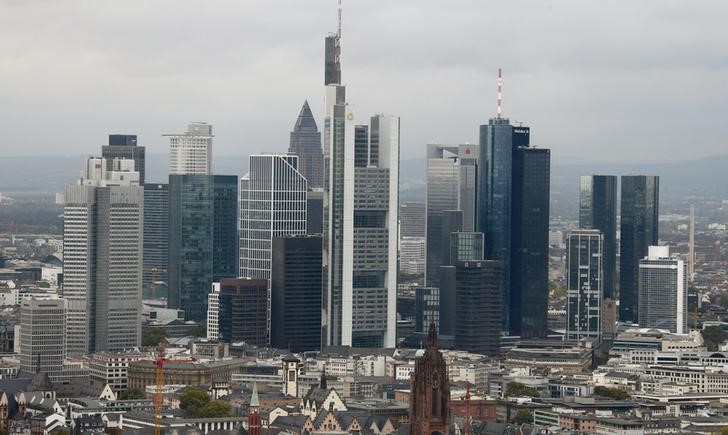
xmin=270 ymin=235 xmax=323 ymax=352
xmin=619 ymin=175 xmax=659 ymax=322
xmin=638 ymin=247 xmax=687 ymax=334
xmin=143 ymin=184 xmax=169 ymax=292
xmin=415 ymin=287 xmax=439 ymax=334
xmin=213 ymin=175 xmax=239 ymax=281
xmin=168 ymin=175 xmax=214 ymax=322
xmin=453 ymin=260 xmax=502 ymax=356
xmin=218 ymin=278 xmax=268 ymax=347
xmin=566 ymin=229 xmax=603 ymax=341
xmin=478 ymin=118 xmax=514 ymax=329
xmin=579 ymin=175 xmax=617 ymax=299
xmin=511 ymin=146 xmax=550 ymax=338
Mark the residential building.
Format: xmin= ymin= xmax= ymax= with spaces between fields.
xmin=566 ymin=229 xmax=604 ymax=341
xmin=579 ymin=175 xmax=617 ymax=299
xmin=63 ymin=157 xmax=143 ymax=354
xmin=270 ymin=235 xmax=322 ymax=352
xmin=638 ymin=246 xmax=687 ymax=334
xmin=20 ymin=297 xmax=65 ymax=376
xmin=288 ymin=101 xmax=324 ymax=189
xmin=620 ymin=175 xmax=659 ymax=322
xmin=166 ymin=122 xmax=213 ymax=175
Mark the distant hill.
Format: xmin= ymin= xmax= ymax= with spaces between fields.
xmin=3 ymin=153 xmax=727 ymax=219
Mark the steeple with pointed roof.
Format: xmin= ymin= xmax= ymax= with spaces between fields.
xmin=248 ymin=383 xmax=261 ymax=435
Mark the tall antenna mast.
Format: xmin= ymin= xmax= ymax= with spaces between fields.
xmin=337 ymin=0 xmax=342 ymax=38
xmin=497 ymin=68 xmax=503 ymax=118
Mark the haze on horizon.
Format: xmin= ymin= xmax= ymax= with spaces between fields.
xmin=0 ymin=0 xmax=726 ymax=162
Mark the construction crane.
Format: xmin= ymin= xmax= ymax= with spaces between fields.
xmin=154 ymin=345 xmax=195 ymax=435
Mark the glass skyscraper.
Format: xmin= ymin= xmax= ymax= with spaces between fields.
xmin=511 ymin=146 xmax=550 ymax=338
xmin=566 ymin=229 xmax=603 ymax=341
xmin=143 ymin=183 xmax=169 ymax=293
xmin=478 ymin=118 xmax=514 ymax=329
xmin=213 ymin=175 xmax=239 ymax=282
xmin=579 ymin=175 xmax=617 ymax=299
xmin=425 ymin=144 xmax=478 ymax=287
xmin=619 ymin=175 xmax=659 ymax=322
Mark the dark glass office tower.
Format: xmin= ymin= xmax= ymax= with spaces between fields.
xmin=270 ymin=235 xmax=322 ymax=352
xmin=143 ymin=183 xmax=169 ymax=292
xmin=168 ymin=175 xmax=213 ymax=322
xmin=218 ymin=278 xmax=268 ymax=347
xmin=478 ymin=118 xmax=514 ymax=329
xmin=307 ymin=190 xmax=324 ymax=235
xmin=511 ymin=146 xmax=550 ymax=338
xmin=212 ymin=175 xmax=238 ymax=281
xmin=415 ymin=287 xmax=439 ymax=333
xmin=102 ymin=134 xmax=146 ymax=184
xmin=289 ymin=101 xmax=324 ymax=189
xmin=579 ymin=175 xmax=617 ymax=299
xmin=437 ymin=210 xmax=463 ymax=337
xmin=620 ymin=175 xmax=659 ymax=322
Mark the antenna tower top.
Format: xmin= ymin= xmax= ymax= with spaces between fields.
xmin=497 ymin=68 xmax=503 ymax=118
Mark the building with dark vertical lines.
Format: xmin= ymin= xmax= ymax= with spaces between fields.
xmin=143 ymin=183 xmax=169 ymax=292
xmin=212 ymin=175 xmax=238 ymax=282
xmin=270 ymin=235 xmax=322 ymax=352
xmin=566 ymin=229 xmax=603 ymax=341
xmin=218 ymin=278 xmax=268 ymax=347
xmin=511 ymin=146 xmax=550 ymax=338
xmin=579 ymin=175 xmax=617 ymax=299
xmin=102 ymin=134 xmax=145 ymax=185
xmin=620 ymin=175 xmax=659 ymax=322
xmin=306 ymin=190 xmax=324 ymax=235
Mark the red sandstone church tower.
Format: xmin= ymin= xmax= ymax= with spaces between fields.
xmin=248 ymin=383 xmax=261 ymax=435
xmin=410 ymin=322 xmax=451 ymax=434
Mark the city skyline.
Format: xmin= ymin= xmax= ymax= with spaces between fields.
xmin=2 ymin=2 xmax=727 ymax=162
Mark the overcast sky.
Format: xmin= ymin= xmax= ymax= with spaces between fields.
xmin=1 ymin=0 xmax=726 ymax=162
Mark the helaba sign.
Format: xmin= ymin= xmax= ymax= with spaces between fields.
xmin=512 ymin=126 xmax=530 ymax=147
xmin=513 ymin=128 xmax=529 ymax=135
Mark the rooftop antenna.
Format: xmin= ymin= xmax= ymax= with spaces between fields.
xmin=337 ymin=0 xmax=342 ymax=38
xmin=497 ymin=68 xmax=503 ymax=118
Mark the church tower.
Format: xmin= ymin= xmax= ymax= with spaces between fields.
xmin=248 ymin=383 xmax=261 ymax=435
xmin=410 ymin=322 xmax=451 ymax=434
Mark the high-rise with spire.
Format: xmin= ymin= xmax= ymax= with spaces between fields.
xmin=288 ymin=101 xmax=324 ymax=189
xmin=322 ymin=2 xmax=400 ymax=348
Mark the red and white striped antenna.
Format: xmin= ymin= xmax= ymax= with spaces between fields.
xmin=497 ymin=68 xmax=503 ymax=118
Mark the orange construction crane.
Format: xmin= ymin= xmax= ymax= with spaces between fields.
xmin=154 ymin=345 xmax=195 ymax=435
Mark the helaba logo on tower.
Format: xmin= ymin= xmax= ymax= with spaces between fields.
xmin=513 ymin=128 xmax=529 ymax=134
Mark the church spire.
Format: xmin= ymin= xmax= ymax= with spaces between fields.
xmin=248 ymin=383 xmax=261 ymax=435
xmin=427 ymin=321 xmax=437 ymax=349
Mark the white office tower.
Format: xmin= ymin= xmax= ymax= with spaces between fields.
xmin=638 ymin=246 xmax=687 ymax=334
xmin=322 ymin=82 xmax=400 ymax=347
xmin=63 ymin=157 xmax=143 ymax=355
xmin=207 ymin=283 xmax=220 ymax=340
xmin=166 ymin=122 xmax=213 ymax=175
xmin=400 ymin=237 xmax=426 ymax=275
xmin=566 ymin=229 xmax=603 ymax=341
xmin=239 ymin=154 xmax=307 ymax=280
xmin=20 ymin=296 xmax=65 ymax=377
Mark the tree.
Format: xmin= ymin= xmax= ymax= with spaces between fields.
xmin=505 ymin=381 xmax=540 ymax=398
xmin=702 ymin=326 xmax=728 ymax=352
xmin=194 ymin=400 xmax=231 ymax=418
xmin=180 ymin=388 xmax=210 ymax=417
xmin=142 ymin=327 xmax=169 ymax=347
xmin=510 ymin=409 xmax=533 ymax=425
xmin=118 ymin=388 xmax=145 ymax=400
xmin=594 ymin=386 xmax=629 ymax=400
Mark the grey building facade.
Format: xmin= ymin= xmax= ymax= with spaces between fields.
xmin=400 ymin=202 xmax=426 ymax=238
xmin=289 ymin=101 xmax=324 ymax=189
xmin=425 ymin=144 xmax=479 ymax=287
xmin=638 ymin=246 xmax=687 ymax=334
xmin=102 ymin=134 xmax=145 ymax=185
xmin=566 ymin=229 xmax=603 ymax=341
xmin=579 ymin=175 xmax=617 ymax=299
xmin=20 ymin=297 xmax=65 ymax=377
xmin=620 ymin=175 xmax=659 ymax=322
